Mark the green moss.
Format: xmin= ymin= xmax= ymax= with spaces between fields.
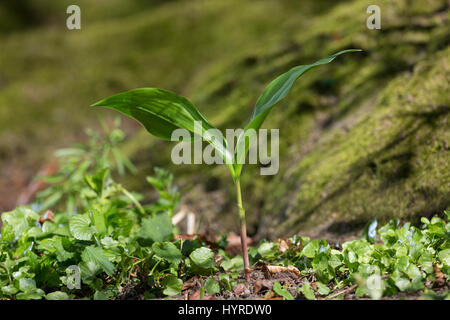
xmin=262 ymin=47 xmax=450 ymax=237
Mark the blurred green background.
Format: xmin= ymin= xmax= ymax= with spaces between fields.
xmin=0 ymin=0 xmax=448 ymax=240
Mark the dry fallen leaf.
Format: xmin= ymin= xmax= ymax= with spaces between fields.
xmin=263 ymin=291 xmax=275 ymax=300
xmin=182 ymin=281 xmax=195 ymax=291
xmin=233 ymin=283 xmax=247 ymax=296
xmin=189 ymin=290 xmax=201 ymax=300
xmin=253 ymin=280 xmax=273 ymax=295
xmin=433 ymin=265 xmax=446 ymax=287
xmin=226 ymin=232 xmax=253 ymax=255
xmin=38 ymin=210 xmax=55 ymax=224
xmin=277 ymin=239 xmax=290 ymax=253
xmin=263 ymin=265 xmax=301 ymax=278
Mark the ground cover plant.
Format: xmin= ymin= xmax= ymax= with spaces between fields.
xmin=0 ymin=125 xmax=448 ymax=300
xmin=92 ymin=49 xmax=361 ymax=281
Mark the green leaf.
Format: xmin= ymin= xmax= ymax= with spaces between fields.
xmin=90 ymin=207 xmax=107 ymax=236
xmin=258 ymin=242 xmax=277 ymax=258
xmin=234 ymin=49 xmax=361 ymax=176
xmin=93 ymin=290 xmax=111 ymax=300
xmin=302 ymin=240 xmax=320 ymax=258
xmin=46 ymin=291 xmax=70 ymax=300
xmin=81 ymin=246 xmax=115 ymax=276
xmin=439 ymin=249 xmax=450 ymax=266
xmin=162 ymin=275 xmax=183 ymax=296
xmin=205 ymin=278 xmax=221 ymax=295
xmin=301 ymin=282 xmax=316 ymax=300
xmin=16 ymin=289 xmax=45 ymax=300
xmin=69 ymin=214 xmax=97 ymax=241
xmin=1 ymin=284 xmax=18 ymax=296
xmin=38 ymin=237 xmax=74 ymax=262
xmin=84 ymin=168 xmax=109 ymax=196
xmin=316 ymin=282 xmax=330 ymax=296
xmin=220 ymin=255 xmax=244 ymax=271
xmin=136 ymin=212 xmax=173 ymax=246
xmin=273 ymin=281 xmax=294 ymax=300
xmin=92 ymin=88 xmax=234 ymax=174
xmin=189 ymin=247 xmax=216 ymax=273
xmin=19 ymin=278 xmax=37 ymax=292
xmin=152 ymin=242 xmax=182 ymax=266
xmin=218 ymin=274 xmax=232 ymax=291
xmin=362 ymin=219 xmax=378 ymax=244
xmin=1 ymin=207 xmax=40 ymax=241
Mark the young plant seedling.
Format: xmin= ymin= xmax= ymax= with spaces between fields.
xmin=92 ymin=49 xmax=361 ymax=281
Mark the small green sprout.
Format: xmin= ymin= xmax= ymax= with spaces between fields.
xmin=92 ymin=49 xmax=362 ymax=281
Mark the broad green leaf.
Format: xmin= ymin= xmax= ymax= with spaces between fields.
xmin=1 ymin=285 xmax=18 ymax=296
xmin=92 ymin=88 xmax=234 ymax=173
xmin=1 ymin=207 xmax=40 ymax=241
xmin=38 ymin=237 xmax=74 ymax=262
xmin=205 ymin=278 xmax=220 ymax=295
xmin=162 ymin=275 xmax=183 ymax=296
xmin=46 ymin=291 xmax=70 ymax=300
xmin=152 ymin=242 xmax=182 ymax=266
xmin=394 ymin=276 xmax=410 ymax=291
xmin=220 ymin=255 xmax=244 ymax=271
xmin=301 ymin=282 xmax=316 ymax=300
xmin=189 ymin=247 xmax=216 ymax=273
xmin=16 ymin=289 xmax=45 ymax=300
xmin=218 ymin=274 xmax=231 ymax=291
xmin=19 ymin=278 xmax=37 ymax=292
xmin=84 ymin=168 xmax=109 ymax=196
xmin=316 ymin=282 xmax=331 ymax=296
xmin=94 ymin=290 xmax=111 ymax=300
xmin=81 ymin=246 xmax=115 ymax=276
xmin=273 ymin=281 xmax=294 ymax=300
xmin=136 ymin=212 xmax=173 ymax=246
xmin=258 ymin=242 xmax=277 ymax=258
xmin=302 ymin=240 xmax=320 ymax=258
xmin=234 ymin=49 xmax=362 ymax=176
xmin=69 ymin=214 xmax=97 ymax=241
xmin=90 ymin=206 xmax=107 ymax=236
xmin=438 ymin=249 xmax=450 ymax=266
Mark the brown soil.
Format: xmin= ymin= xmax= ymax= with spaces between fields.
xmin=114 ymin=266 xmax=449 ymax=301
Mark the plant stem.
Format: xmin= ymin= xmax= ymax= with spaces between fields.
xmin=115 ymin=183 xmax=145 ymax=215
xmin=235 ymin=179 xmax=251 ymax=282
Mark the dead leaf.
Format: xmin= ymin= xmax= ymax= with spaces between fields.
xmin=182 ymin=281 xmax=195 ymax=291
xmin=253 ymin=280 xmax=273 ymax=295
xmin=189 ymin=290 xmax=201 ymax=300
xmin=433 ymin=265 xmax=446 ymax=287
xmin=233 ymin=283 xmax=246 ymax=296
xmin=278 ymin=239 xmax=290 ymax=253
xmin=263 ymin=291 xmax=274 ymax=300
xmin=225 ymin=232 xmax=252 ymax=255
xmin=38 ymin=210 xmax=55 ymax=223
xmin=263 ymin=265 xmax=301 ymax=278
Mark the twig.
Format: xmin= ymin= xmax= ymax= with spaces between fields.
xmin=327 ymin=284 xmax=358 ymax=300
